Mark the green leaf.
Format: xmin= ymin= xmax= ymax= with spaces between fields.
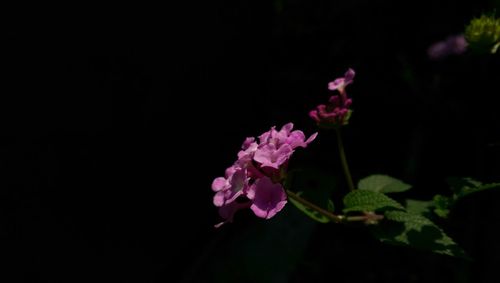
xmin=288 ymin=192 xmax=330 ymax=223
xmin=429 ymin=178 xmax=500 ymax=219
xmin=447 ymin=177 xmax=500 ymax=199
xmin=372 ymin=211 xmax=467 ymax=258
xmin=343 ymin=110 xmax=353 ymax=126
xmin=492 ymin=41 xmax=500 ymax=54
xmin=327 ymin=199 xmax=335 ymax=212
xmin=358 ymin=175 xmax=412 ymax=194
xmin=405 ymin=199 xmax=434 ymax=217
xmin=447 ymin=177 xmax=482 ymax=194
xmin=433 ymin=195 xmax=452 ymax=218
xmin=457 ymin=183 xmax=500 ymax=199
xmin=343 ymin=190 xmax=404 ymax=213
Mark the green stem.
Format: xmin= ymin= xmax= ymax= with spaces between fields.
xmin=286 ymin=190 xmax=343 ymax=222
xmin=286 ymin=190 xmax=376 ymax=223
xmin=335 ymin=128 xmax=355 ymax=191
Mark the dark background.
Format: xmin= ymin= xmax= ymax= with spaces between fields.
xmin=3 ymin=1 xmax=500 ymax=282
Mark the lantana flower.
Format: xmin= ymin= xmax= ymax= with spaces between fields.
xmin=428 ymin=34 xmax=468 ymax=60
xmin=328 ymin=68 xmax=355 ymax=95
xmin=211 ymin=123 xmax=317 ymax=227
xmin=310 ymin=68 xmax=355 ymax=128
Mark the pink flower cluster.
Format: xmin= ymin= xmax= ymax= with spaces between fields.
xmin=309 ymin=69 xmax=355 ymax=128
xmin=211 ymin=123 xmax=317 ymax=227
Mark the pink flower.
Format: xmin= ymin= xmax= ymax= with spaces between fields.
xmin=328 ymin=68 xmax=355 ymax=94
xmin=253 ymin=144 xmax=293 ymax=170
xmin=211 ymin=166 xmax=248 ymax=207
xmin=211 ymin=123 xmax=317 ymax=227
xmin=247 ymin=177 xmax=287 ymax=219
xmin=310 ymin=68 xmax=355 ymax=128
xmin=428 ymin=34 xmax=468 ymax=60
xmin=254 ymin=123 xmax=317 ymax=170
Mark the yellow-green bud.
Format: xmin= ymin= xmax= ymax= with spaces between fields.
xmin=464 ymin=15 xmax=500 ymax=54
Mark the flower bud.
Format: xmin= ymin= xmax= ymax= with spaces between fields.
xmin=465 ymin=15 xmax=500 ymax=54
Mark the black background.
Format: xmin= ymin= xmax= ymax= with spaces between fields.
xmin=3 ymin=1 xmax=500 ymax=282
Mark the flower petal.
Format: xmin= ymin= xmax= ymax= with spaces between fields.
xmin=344 ymin=68 xmax=355 ymax=84
xmin=305 ymin=132 xmax=318 ymax=144
xmin=213 ymin=191 xmax=226 ymax=207
xmin=211 ymin=177 xmax=227 ymax=192
xmin=249 ymin=177 xmax=288 ymax=219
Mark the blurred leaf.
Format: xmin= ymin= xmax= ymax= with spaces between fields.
xmin=451 ymin=179 xmax=500 ymax=199
xmin=289 ymin=192 xmax=330 ymax=223
xmin=327 ymin=199 xmax=335 ymax=213
xmin=433 ymin=208 xmax=450 ymax=218
xmin=343 ymin=110 xmax=353 ymax=126
xmin=460 ymin=182 xmax=500 ymax=197
xmin=343 ymin=190 xmax=404 ymax=213
xmin=408 ymin=178 xmax=500 ymax=220
xmin=405 ymin=199 xmax=434 ymax=217
xmin=492 ymin=41 xmax=500 ymax=53
xmin=372 ymin=211 xmax=467 ymax=258
xmin=358 ymin=175 xmax=411 ymax=193
xmin=433 ymin=195 xmax=452 ymax=218
xmin=447 ymin=177 xmax=482 ymax=194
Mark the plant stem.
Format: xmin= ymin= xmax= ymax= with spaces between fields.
xmin=286 ymin=190 xmax=343 ymax=222
xmin=286 ymin=190 xmax=377 ymax=223
xmin=335 ymin=128 xmax=355 ymax=191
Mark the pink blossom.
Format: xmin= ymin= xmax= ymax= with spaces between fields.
xmin=211 ymin=166 xmax=248 ymax=207
xmin=328 ymin=68 xmax=355 ymax=94
xmin=211 ymin=123 xmax=317 ymax=227
xmin=310 ymin=69 xmax=355 ymax=128
xmin=254 ymin=123 xmax=317 ymax=170
xmin=428 ymin=34 xmax=468 ymax=60
xmin=253 ymin=143 xmax=293 ymax=169
xmin=241 ymin=137 xmax=255 ymax=150
xmin=247 ymin=177 xmax=287 ymax=219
